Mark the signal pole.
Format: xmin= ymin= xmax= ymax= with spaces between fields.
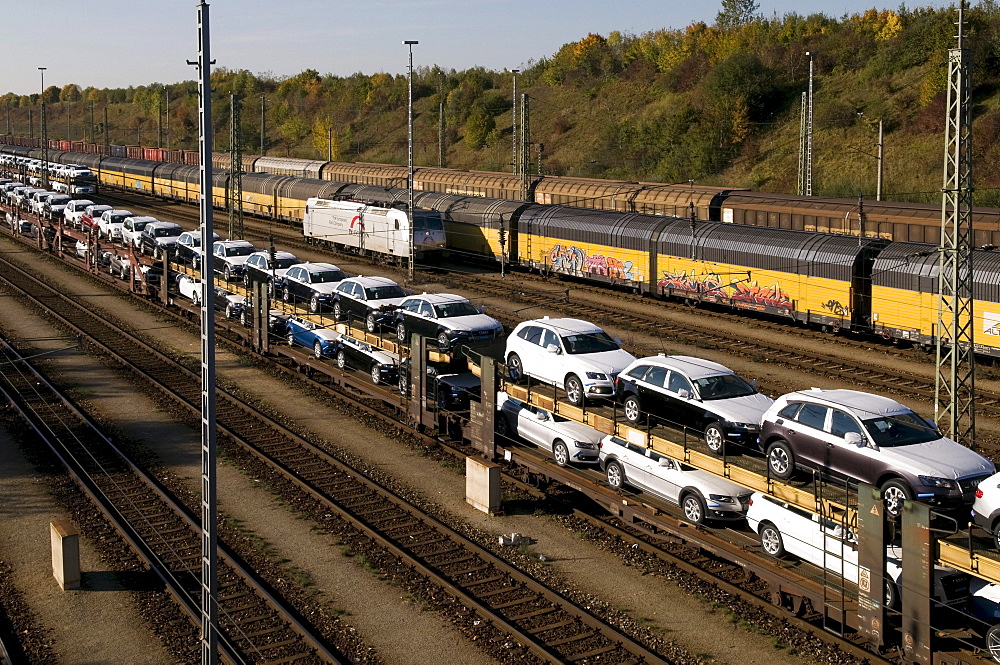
xmin=936 ymin=0 xmax=975 ymax=447
xmin=188 ymin=3 xmax=218 ymax=663
xmin=229 ymin=93 xmax=244 ymax=239
xmin=404 ymin=40 xmax=418 ymax=282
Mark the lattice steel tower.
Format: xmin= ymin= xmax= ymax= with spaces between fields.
xmin=936 ymin=1 xmax=975 ymax=447
xmin=228 ymin=93 xmax=244 ymax=240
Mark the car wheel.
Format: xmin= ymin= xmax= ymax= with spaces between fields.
xmin=880 ymin=479 xmax=913 ymax=518
xmin=192 ymin=256 xmax=200 ymax=271
xmin=153 ymin=246 xmax=162 ymax=260
xmin=552 ymin=440 xmax=570 ymax=467
xmin=225 ymin=304 xmax=234 ymax=319
xmin=436 ymin=330 xmax=450 ymax=350
xmin=108 ymin=264 xmax=114 ymax=275
xmin=623 ymin=394 xmax=641 ymax=424
xmin=681 ymin=492 xmax=706 ymax=526
xmin=282 ymin=287 xmax=291 ymax=303
xmin=313 ymin=341 xmax=324 ymax=359
xmin=605 ymin=460 xmax=626 ymax=490
xmin=370 ymin=364 xmax=381 ymax=385
xmin=365 ymin=313 xmax=377 ymax=334
xmin=884 ymin=579 xmax=899 ymax=611
xmin=310 ymin=295 xmax=320 ymax=313
xmin=224 ymin=266 xmax=232 ymax=281
xmin=704 ymin=423 xmax=726 ymax=455
xmin=243 ymin=273 xmax=251 ymax=287
xmin=241 ymin=310 xmax=251 ymax=327
xmin=287 ymin=332 xmax=295 ymax=347
xmin=564 ymin=374 xmax=584 ymax=406
xmin=759 ymin=522 xmax=785 ymax=558
xmin=398 ymin=373 xmax=408 ymax=395
xmin=193 ymin=292 xmax=201 ymax=307
xmin=396 ymin=322 xmax=407 ymax=344
xmin=506 ymin=353 xmax=523 ymax=381
xmin=987 ymin=624 xmax=1000 ymax=663
xmin=333 ymin=301 xmax=342 ymax=321
xmin=766 ymin=439 xmax=795 ymax=480
xmin=336 ymin=350 xmax=347 ymax=369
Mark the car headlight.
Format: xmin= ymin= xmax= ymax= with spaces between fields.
xmin=709 ymin=494 xmax=735 ymax=503
xmin=918 ymin=476 xmax=956 ymax=489
xmin=586 ymin=372 xmax=607 ymax=380
xmin=574 ymin=440 xmax=598 ymax=450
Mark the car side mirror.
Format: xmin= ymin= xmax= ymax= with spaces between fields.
xmin=613 ymin=337 xmax=622 ymax=346
xmin=845 ymin=432 xmax=864 ymax=447
xmin=478 ymin=305 xmax=487 ymax=313
xmin=658 ymin=458 xmax=672 ymax=467
xmin=535 ymin=411 xmax=548 ymax=421
xmin=750 ymin=379 xmax=758 ymax=390
xmin=678 ymin=389 xmax=690 ymax=399
xmin=546 ymin=344 xmax=561 ymax=354
xmin=924 ymin=417 xmax=940 ymax=433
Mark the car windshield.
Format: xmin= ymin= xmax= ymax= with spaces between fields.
xmin=413 ymin=214 xmax=445 ymax=231
xmin=694 ymin=374 xmax=756 ymax=400
xmin=109 ymin=214 xmax=129 ymax=223
xmin=434 ymin=301 xmax=480 ymax=317
xmin=274 ymin=257 xmax=298 ymax=269
xmin=862 ymin=411 xmax=940 ymax=447
xmin=49 ymin=196 xmax=70 ymax=205
xmin=561 ymin=331 xmax=619 ymax=354
xmin=155 ymin=227 xmax=181 ymax=237
xmin=310 ymin=269 xmax=346 ymax=283
xmin=366 ymin=285 xmax=406 ymax=300
xmin=225 ymin=245 xmax=255 ymax=256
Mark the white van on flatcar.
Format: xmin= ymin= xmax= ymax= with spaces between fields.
xmin=303 ymin=197 xmax=446 ymax=262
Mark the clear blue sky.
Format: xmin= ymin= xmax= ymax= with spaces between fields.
xmin=4 ymin=0 xmax=957 ymax=95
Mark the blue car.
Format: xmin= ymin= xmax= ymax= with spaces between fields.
xmin=286 ymin=316 xmax=340 ymax=359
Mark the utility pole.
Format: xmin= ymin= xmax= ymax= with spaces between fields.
xmin=229 ymin=93 xmax=244 ymax=240
xmin=5 ymin=98 xmax=9 ymax=135
xmin=157 ymin=96 xmax=163 ymax=147
xmin=166 ymin=89 xmax=171 ymax=150
xmin=438 ymin=98 xmax=444 ymax=167
xmin=327 ymin=125 xmax=333 ymax=161
xmin=66 ymin=105 xmax=71 ymax=141
xmin=805 ymin=52 xmax=815 ymax=196
xmin=89 ymin=101 xmax=94 ymax=144
xmin=259 ymin=94 xmax=265 ymax=156
xmin=520 ymin=93 xmax=530 ymax=201
xmin=876 ymin=119 xmax=884 ymax=201
xmin=39 ymin=68 xmax=48 ymax=189
xmin=28 ymin=108 xmax=33 ymax=140
xmin=404 ymin=40 xmax=418 ymax=282
xmin=797 ymin=92 xmax=807 ymax=196
xmin=103 ymin=106 xmax=108 ymax=154
xmin=188 ymin=3 xmax=218 ymax=663
xmin=936 ymin=0 xmax=975 ymax=447
xmin=511 ymin=69 xmax=519 ymax=176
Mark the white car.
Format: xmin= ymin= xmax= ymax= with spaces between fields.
xmin=121 ymin=216 xmax=158 ymax=248
xmin=600 ymin=434 xmax=751 ymax=525
xmin=213 ymin=240 xmax=258 ymax=281
xmin=505 ymin=317 xmax=636 ymax=406
xmin=175 ymin=274 xmax=204 ymax=305
xmin=746 ymin=492 xmax=968 ymax=609
xmin=974 ymin=472 xmax=1000 ymax=549
xmin=495 ymin=391 xmax=602 ymax=466
xmin=63 ymin=199 xmax=94 ymax=227
xmin=98 ymin=209 xmax=133 ymax=241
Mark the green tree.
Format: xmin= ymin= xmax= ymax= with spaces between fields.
xmin=715 ymin=0 xmax=760 ymax=30
xmin=464 ymin=106 xmax=494 ymax=149
xmin=59 ymin=84 xmax=81 ymax=103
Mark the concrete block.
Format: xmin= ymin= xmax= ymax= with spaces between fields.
xmin=50 ymin=520 xmax=80 ymax=590
xmin=466 ymin=457 xmax=501 ymax=515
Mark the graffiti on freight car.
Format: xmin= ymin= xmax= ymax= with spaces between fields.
xmin=546 ymin=245 xmax=637 ymax=281
xmin=657 ymin=271 xmax=793 ymax=312
xmin=821 ymin=299 xmax=848 ymax=316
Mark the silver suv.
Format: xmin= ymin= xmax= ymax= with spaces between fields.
xmin=759 ymin=389 xmax=994 ymax=516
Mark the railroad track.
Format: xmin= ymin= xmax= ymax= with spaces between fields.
xmin=0 ymin=250 xmax=672 ymax=664
xmin=0 ymin=339 xmax=339 ymax=665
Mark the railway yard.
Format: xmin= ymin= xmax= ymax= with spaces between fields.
xmin=6 ymin=154 xmax=1000 ymax=665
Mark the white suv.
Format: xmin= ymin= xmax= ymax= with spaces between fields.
xmin=98 ymin=209 xmax=133 ymax=241
xmin=63 ymin=199 xmax=94 ymax=227
xmin=496 ymin=392 xmax=602 ymax=466
xmin=506 ymin=317 xmax=635 ymax=406
xmin=747 ymin=492 xmax=968 ymax=609
xmin=600 ymin=434 xmax=751 ymax=525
